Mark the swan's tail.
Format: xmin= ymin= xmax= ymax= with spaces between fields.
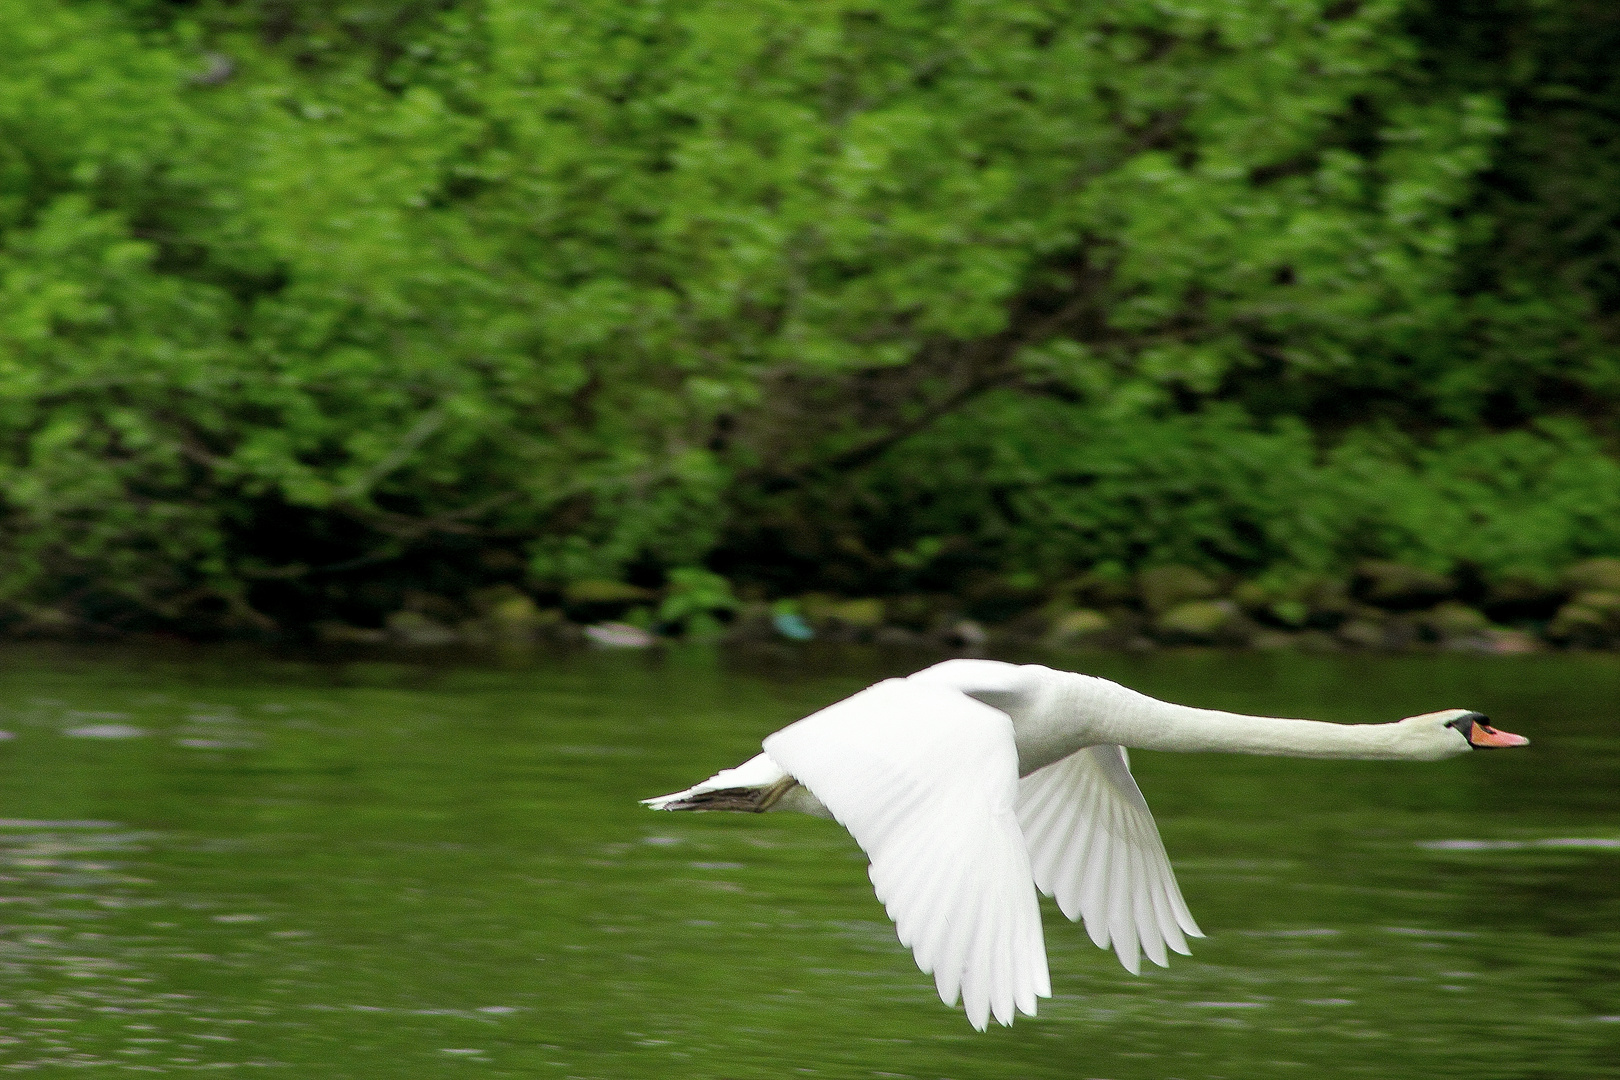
xmin=642 ymin=752 xmax=797 ymax=812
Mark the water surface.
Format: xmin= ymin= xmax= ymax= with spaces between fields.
xmin=0 ymin=645 xmax=1615 ymax=1078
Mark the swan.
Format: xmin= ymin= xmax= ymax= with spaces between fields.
xmin=642 ymin=659 xmax=1529 ymax=1030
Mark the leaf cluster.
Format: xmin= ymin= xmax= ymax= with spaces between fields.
xmin=0 ymin=0 xmax=1613 ymax=630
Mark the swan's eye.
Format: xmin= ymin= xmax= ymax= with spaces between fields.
xmin=1446 ymin=711 xmax=1487 ymax=734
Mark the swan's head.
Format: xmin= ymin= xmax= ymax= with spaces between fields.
xmin=1399 ymin=709 xmax=1529 ymax=759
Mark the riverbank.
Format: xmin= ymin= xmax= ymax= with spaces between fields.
xmin=288 ymin=557 xmax=1620 ymax=657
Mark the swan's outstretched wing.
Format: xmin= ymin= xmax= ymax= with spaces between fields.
xmin=1016 ymin=745 xmax=1202 ymax=974
xmin=763 ymin=680 xmax=1049 ymax=1030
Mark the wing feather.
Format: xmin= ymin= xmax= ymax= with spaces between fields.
xmin=763 ymin=679 xmax=1049 ymax=1030
xmin=1016 ymin=744 xmax=1203 ymax=975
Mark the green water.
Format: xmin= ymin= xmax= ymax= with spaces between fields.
xmin=0 ymin=645 xmax=1616 ymax=1079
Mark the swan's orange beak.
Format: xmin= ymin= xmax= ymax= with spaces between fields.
xmin=1466 ymin=719 xmax=1529 ymax=748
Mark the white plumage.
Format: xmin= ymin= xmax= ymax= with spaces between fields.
xmin=1016 ymin=746 xmax=1200 ymax=973
xmin=644 ymin=658 xmax=1519 ymax=1029
xmin=764 ymin=681 xmax=1048 ymax=1029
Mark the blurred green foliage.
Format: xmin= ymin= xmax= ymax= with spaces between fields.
xmin=0 ymin=0 xmax=1616 ymax=630
xmin=869 ymin=405 xmax=1620 ymax=587
xmin=658 ymin=565 xmax=738 ymax=632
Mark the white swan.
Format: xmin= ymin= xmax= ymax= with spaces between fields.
xmin=643 ymin=659 xmax=1529 ymax=1030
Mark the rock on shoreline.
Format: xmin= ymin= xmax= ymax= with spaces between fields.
xmin=298 ymin=558 xmax=1620 ymax=656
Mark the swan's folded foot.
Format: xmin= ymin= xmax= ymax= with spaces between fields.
xmin=643 ymin=775 xmax=797 ymax=812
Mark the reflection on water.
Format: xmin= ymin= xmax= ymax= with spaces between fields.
xmin=0 ymin=645 xmax=1615 ymax=1078
xmin=1418 ymin=837 xmax=1620 ymax=849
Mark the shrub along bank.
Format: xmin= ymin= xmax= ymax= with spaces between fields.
xmin=0 ymin=1 xmax=1618 ymax=640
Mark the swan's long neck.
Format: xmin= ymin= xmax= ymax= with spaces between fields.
xmin=1017 ymin=670 xmax=1427 ymax=769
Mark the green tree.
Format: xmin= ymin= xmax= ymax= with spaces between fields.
xmin=0 ymin=0 xmax=1614 ymax=631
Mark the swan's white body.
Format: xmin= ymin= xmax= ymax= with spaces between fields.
xmin=644 ymin=659 xmax=1522 ymax=1030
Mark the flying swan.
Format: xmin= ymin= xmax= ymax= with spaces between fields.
xmin=643 ymin=659 xmax=1528 ymax=1030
